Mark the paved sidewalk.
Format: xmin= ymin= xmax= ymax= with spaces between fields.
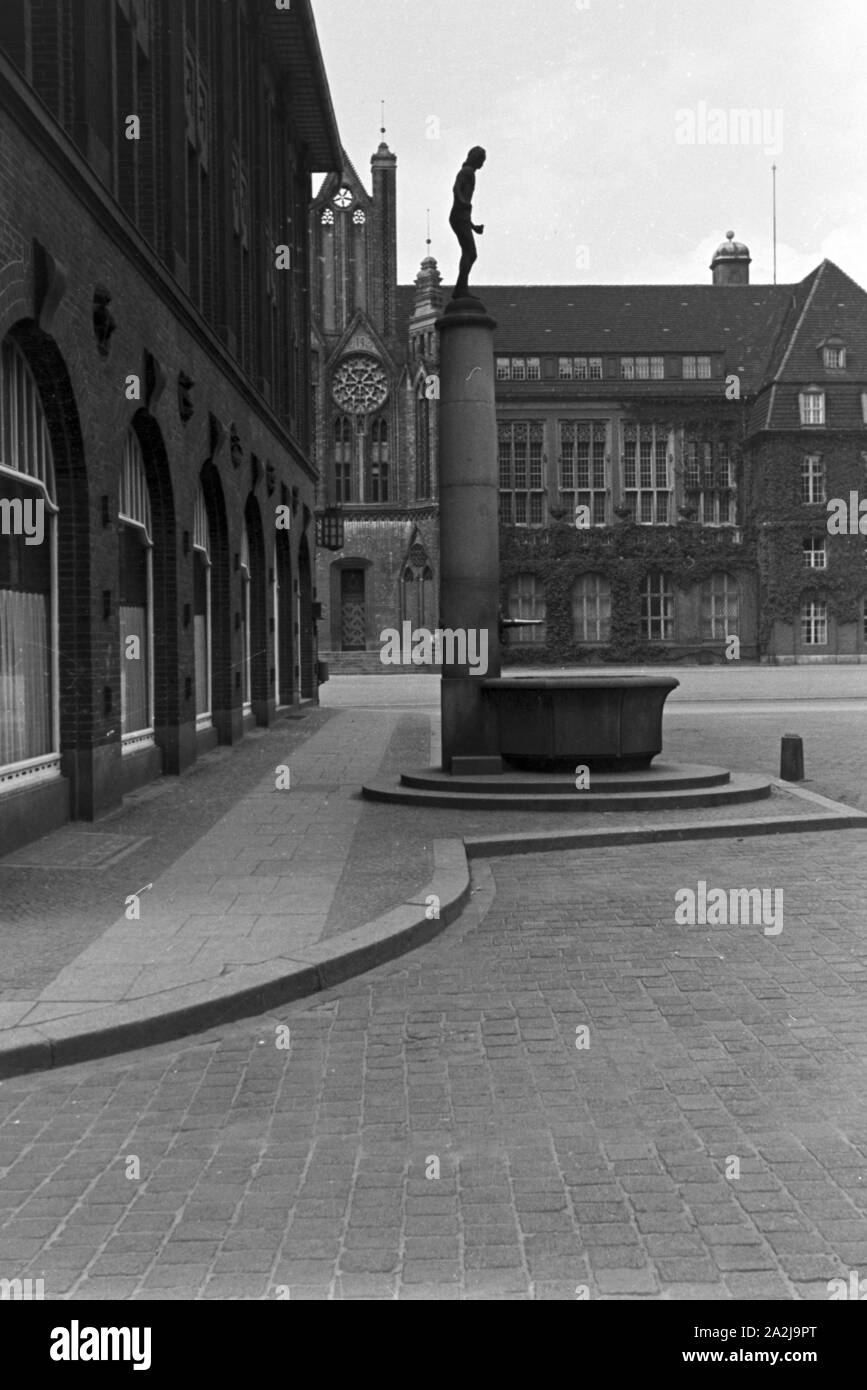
xmin=0 ymin=709 xmax=467 ymax=1075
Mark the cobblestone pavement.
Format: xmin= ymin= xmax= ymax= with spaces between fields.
xmin=1 ymin=827 xmax=866 ymax=1301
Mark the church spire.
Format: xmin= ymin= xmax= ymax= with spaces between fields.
xmin=377 ymin=99 xmax=391 ymax=155
xmin=370 ymin=118 xmax=397 ymax=338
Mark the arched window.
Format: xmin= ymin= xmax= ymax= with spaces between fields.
xmin=274 ymin=525 xmax=293 ymax=705
xmin=334 ymin=414 xmax=352 ymax=502
xmin=416 ymin=385 xmax=431 ymax=500
xmin=641 ymin=572 xmax=674 ymax=640
xmin=119 ymin=432 xmax=154 ymax=746
xmin=506 ymin=573 xmax=546 ymax=645
xmin=701 ymin=571 xmax=739 ymax=640
xmin=572 ymin=573 xmax=611 ymax=642
xmin=240 ymin=522 xmax=252 ymax=712
xmin=370 ymin=416 xmax=389 ymax=502
xmin=401 ymin=537 xmax=432 ymax=629
xmin=402 ymin=567 xmax=416 ymax=628
xmin=0 ymin=338 xmax=59 ymax=782
xmin=193 ymin=484 xmax=212 ymax=728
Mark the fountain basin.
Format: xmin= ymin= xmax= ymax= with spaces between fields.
xmin=482 ymin=674 xmax=679 ymax=771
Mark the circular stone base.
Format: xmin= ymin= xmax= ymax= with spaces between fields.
xmin=361 ymin=763 xmax=772 ymax=813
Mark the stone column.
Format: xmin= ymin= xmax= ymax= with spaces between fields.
xmin=436 ymin=296 xmax=502 ymax=774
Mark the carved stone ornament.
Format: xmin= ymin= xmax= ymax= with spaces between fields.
xmin=178 ymin=371 xmax=195 ymax=423
xmin=93 ymin=284 xmax=116 ymax=358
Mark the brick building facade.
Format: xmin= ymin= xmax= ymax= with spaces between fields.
xmin=0 ymin=0 xmax=341 ymax=852
xmin=312 ymin=141 xmax=867 ymax=673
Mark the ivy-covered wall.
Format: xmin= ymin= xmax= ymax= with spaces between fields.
xmin=500 ymin=520 xmax=757 ymax=664
xmin=749 ymin=434 xmax=867 ymax=646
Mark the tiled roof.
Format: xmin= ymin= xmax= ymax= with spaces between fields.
xmin=397 ymin=261 xmax=867 ymax=432
xmin=750 ymin=262 xmax=867 ymax=430
xmin=397 ymin=282 xmax=794 ymax=388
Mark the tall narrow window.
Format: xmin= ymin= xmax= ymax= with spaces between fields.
xmin=334 ymin=415 xmax=352 ymax=502
xmin=240 ymin=522 xmax=252 ymax=713
xmin=802 ymin=455 xmax=826 ymax=503
xmin=683 ymin=434 xmax=736 ymax=526
xmin=572 ymin=574 xmax=611 ymax=642
xmin=801 ymin=597 xmax=827 ymax=646
xmin=641 ymin=573 xmax=674 ymax=640
xmin=0 ymin=339 xmax=59 ymax=783
xmin=370 ymin=417 xmax=389 ymax=502
xmin=415 ymin=390 xmax=431 ymax=500
xmin=701 ymin=572 xmax=739 ymax=640
xmin=560 ymin=421 xmax=608 ymax=524
xmin=506 ymin=573 xmax=546 ymax=644
xmin=119 ymin=432 xmax=154 ymax=746
xmin=183 ymin=17 xmax=213 ymax=316
xmin=622 ymin=423 xmax=671 ymax=523
xmin=193 ymin=485 xmax=212 ymax=728
xmin=499 ymin=423 xmax=545 ymax=525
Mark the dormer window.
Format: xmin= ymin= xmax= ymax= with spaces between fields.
xmin=820 ymin=335 xmax=846 ymax=370
xmin=683 ymin=355 xmax=712 ymax=379
xmin=495 ymin=357 xmax=540 ymax=381
xmin=799 ymin=388 xmax=825 ymax=426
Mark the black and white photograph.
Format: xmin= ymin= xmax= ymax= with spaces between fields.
xmin=1 ymin=0 xmax=867 ymax=1349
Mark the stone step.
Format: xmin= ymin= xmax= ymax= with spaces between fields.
xmin=361 ymin=768 xmax=772 ymax=812
xmin=400 ymin=762 xmax=731 ymax=795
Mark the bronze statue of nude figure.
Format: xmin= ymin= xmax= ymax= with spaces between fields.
xmin=449 ymin=146 xmax=486 ymax=299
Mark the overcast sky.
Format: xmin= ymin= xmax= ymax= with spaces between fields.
xmin=312 ymin=0 xmax=867 ymax=291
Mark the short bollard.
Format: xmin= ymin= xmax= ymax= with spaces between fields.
xmin=780 ymin=733 xmax=805 ymax=781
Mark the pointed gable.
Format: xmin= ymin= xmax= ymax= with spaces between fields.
xmin=327 ymin=310 xmax=395 ymax=372
xmin=312 ymin=148 xmax=372 ymax=212
xmin=757 ymin=262 xmax=867 ymax=430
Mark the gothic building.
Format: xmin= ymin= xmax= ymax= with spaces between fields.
xmin=312 ymin=140 xmax=867 ymax=674
xmin=0 ymin=0 xmax=341 ymax=852
xmin=310 ymin=142 xmax=441 ymax=665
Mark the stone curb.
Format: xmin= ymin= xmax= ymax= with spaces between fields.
xmin=0 ymin=839 xmax=470 ymax=1081
xmin=465 ymin=809 xmax=867 ymax=860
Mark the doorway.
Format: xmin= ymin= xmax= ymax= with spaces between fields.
xmin=340 ymin=568 xmax=366 ymax=650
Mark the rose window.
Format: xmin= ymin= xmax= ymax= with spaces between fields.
xmin=333 ymin=188 xmax=353 ymax=208
xmin=331 ymin=357 xmax=389 ymax=415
